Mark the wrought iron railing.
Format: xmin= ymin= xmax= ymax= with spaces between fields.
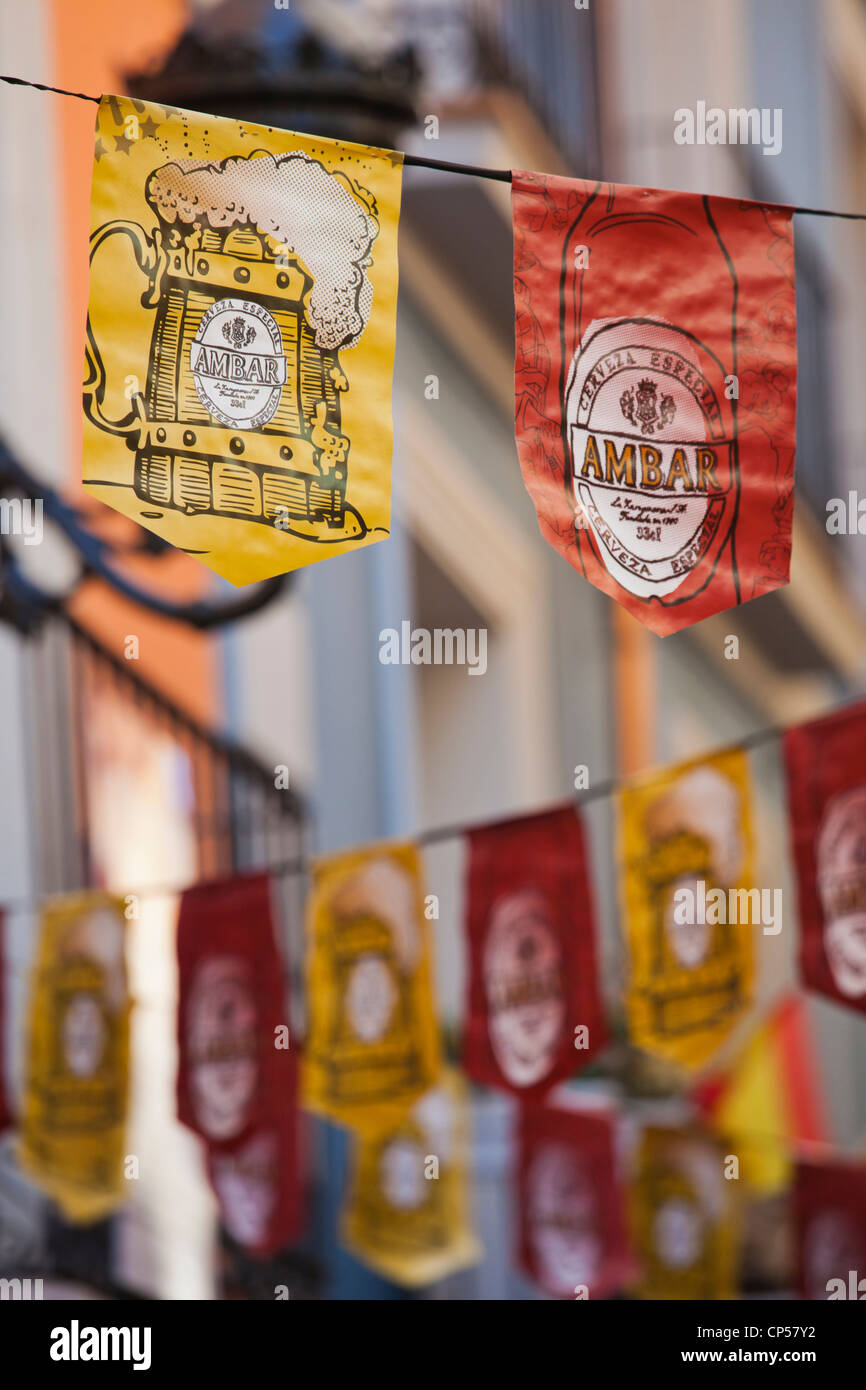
xmin=1 ymin=608 xmax=308 ymax=1297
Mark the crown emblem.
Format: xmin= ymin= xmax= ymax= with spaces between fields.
xmin=620 ymin=377 xmax=676 ymax=436
xmin=222 ymin=315 xmax=256 ymax=350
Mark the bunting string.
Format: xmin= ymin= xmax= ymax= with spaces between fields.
xmin=0 ymin=705 xmax=792 ymax=916
xmin=1 ymin=69 xmax=864 ymax=1307
xmin=2 ymin=71 xmax=866 ymax=218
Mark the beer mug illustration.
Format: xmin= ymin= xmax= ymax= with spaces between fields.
xmin=366 ymin=1118 xmax=449 ymax=1253
xmin=329 ymin=898 xmax=420 ymax=1105
xmin=84 ymin=149 xmax=380 ymax=540
xmin=640 ymin=765 xmax=748 ymax=1040
xmin=636 ymin=1131 xmax=735 ymax=1300
xmin=343 ymin=1078 xmax=480 ymax=1283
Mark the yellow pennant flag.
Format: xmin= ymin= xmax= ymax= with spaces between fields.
xmin=694 ymin=996 xmax=828 ymax=1197
xmin=303 ymin=843 xmax=440 ymax=1128
xmin=83 ymin=95 xmax=403 ymax=585
xmin=19 ymin=893 xmax=130 ymax=1222
xmin=631 ymin=1126 xmax=739 ymax=1300
xmin=620 ymin=749 xmax=755 ymax=1071
xmin=342 ymin=1070 xmax=482 ymax=1287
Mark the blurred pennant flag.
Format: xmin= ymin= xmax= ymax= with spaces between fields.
xmin=463 ymin=806 xmax=607 ymax=1096
xmin=692 ymin=995 xmax=828 ymax=1195
xmin=303 ymin=844 xmax=440 ymax=1128
xmin=176 ymin=873 xmax=292 ymax=1145
xmin=517 ymin=1101 xmax=634 ymax=1299
xmin=784 ymin=700 xmax=866 ymax=1014
xmin=512 ymin=173 xmax=796 ymax=635
xmin=19 ymin=893 xmax=130 ymax=1222
xmin=176 ymin=873 xmax=301 ymax=1256
xmin=794 ymin=1156 xmax=866 ymax=1300
xmin=631 ymin=1126 xmax=739 ymax=1299
xmin=0 ymin=911 xmax=9 ymax=1136
xmin=83 ymin=95 xmax=403 ymax=586
xmin=206 ymin=1109 xmax=301 ymax=1261
xmin=619 ymin=750 xmax=755 ymax=1071
xmin=342 ymin=1069 xmax=482 ymax=1287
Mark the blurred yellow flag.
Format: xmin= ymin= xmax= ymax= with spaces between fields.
xmin=303 ymin=843 xmax=441 ymax=1129
xmin=19 ymin=893 xmax=130 ymax=1222
xmin=342 ymin=1070 xmax=482 ymax=1287
xmin=694 ymin=996 xmax=828 ymax=1196
xmin=631 ymin=1126 xmax=739 ymax=1300
xmin=619 ymin=750 xmax=755 ymax=1071
xmin=83 ymin=95 xmax=403 ymax=584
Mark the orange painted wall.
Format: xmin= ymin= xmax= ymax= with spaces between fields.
xmin=50 ymin=0 xmax=219 ymax=727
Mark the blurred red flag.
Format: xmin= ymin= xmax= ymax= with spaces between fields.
xmin=794 ymin=1156 xmax=866 ymax=1300
xmin=784 ymin=700 xmax=866 ymax=1014
xmin=463 ymin=805 xmax=607 ymax=1097
xmin=517 ymin=1101 xmax=633 ymax=1299
xmin=512 ymin=173 xmax=797 ymax=635
xmin=206 ymin=1108 xmax=301 ymax=1260
xmin=176 ymin=873 xmax=301 ymax=1256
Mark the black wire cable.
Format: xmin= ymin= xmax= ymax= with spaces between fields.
xmin=0 ymin=714 xmax=791 ymax=913
xmin=0 ymin=67 xmax=859 ymax=907
xmin=0 ymin=72 xmax=100 ymax=103
xmin=3 ymin=72 xmax=866 ymax=218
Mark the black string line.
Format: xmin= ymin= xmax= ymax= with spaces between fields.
xmin=0 ymin=72 xmax=100 ymax=103
xmin=3 ymin=72 xmax=866 ymax=219
xmin=0 ymin=64 xmax=857 ymax=1244
xmin=0 ymin=66 xmax=858 ymax=907
xmin=0 ymin=714 xmax=790 ymax=915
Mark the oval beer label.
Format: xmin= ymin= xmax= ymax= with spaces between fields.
xmin=190 ymin=297 xmax=286 ymax=429
xmin=565 ymin=321 xmax=733 ymax=601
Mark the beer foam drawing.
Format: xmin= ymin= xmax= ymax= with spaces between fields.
xmin=83 ymin=96 xmax=403 ymax=585
xmin=145 ymin=151 xmax=379 ymax=351
xmin=513 ymin=173 xmax=797 ymax=635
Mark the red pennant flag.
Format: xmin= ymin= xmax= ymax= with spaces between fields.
xmin=463 ymin=805 xmax=607 ymax=1096
xmin=0 ymin=910 xmax=9 ymax=1135
xmin=794 ymin=1157 xmax=866 ymax=1300
xmin=206 ymin=1108 xmax=301 ymax=1259
xmin=176 ymin=874 xmax=301 ymax=1254
xmin=517 ymin=1101 xmax=633 ymax=1299
xmin=512 ymin=173 xmax=796 ymax=635
xmin=784 ymin=701 xmax=866 ymax=1014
